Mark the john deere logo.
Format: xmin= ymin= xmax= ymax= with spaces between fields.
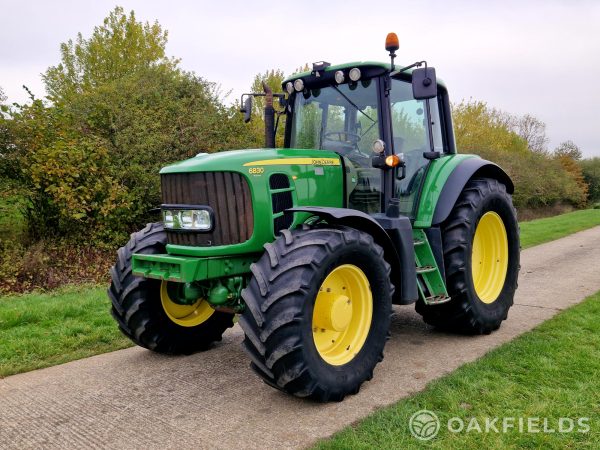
xmin=409 ymin=410 xmax=440 ymax=441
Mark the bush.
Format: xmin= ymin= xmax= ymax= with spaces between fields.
xmin=580 ymin=157 xmax=600 ymax=204
xmin=0 ymin=238 xmax=112 ymax=294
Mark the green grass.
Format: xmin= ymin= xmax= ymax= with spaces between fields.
xmin=0 ymin=285 xmax=132 ymax=377
xmin=316 ymin=291 xmax=600 ymax=449
xmin=520 ymin=208 xmax=600 ymax=248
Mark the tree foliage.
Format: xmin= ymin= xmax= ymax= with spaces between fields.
xmin=554 ymin=140 xmax=583 ymax=161
xmin=43 ymin=6 xmax=177 ymax=104
xmin=516 ymin=114 xmax=548 ymax=153
xmin=249 ymin=69 xmax=286 ymax=147
xmin=580 ymin=158 xmax=600 ymax=203
xmin=452 ymin=100 xmax=587 ymax=209
xmin=4 ymin=7 xmax=260 ymax=246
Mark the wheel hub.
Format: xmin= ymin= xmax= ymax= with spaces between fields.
xmin=312 ymin=264 xmax=373 ymax=366
xmin=313 ymin=293 xmax=352 ymax=332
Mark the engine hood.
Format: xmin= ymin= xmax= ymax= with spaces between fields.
xmin=160 ymin=148 xmax=342 ymax=174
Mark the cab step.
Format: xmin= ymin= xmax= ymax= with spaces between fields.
xmin=424 ymin=295 xmax=452 ymax=305
xmin=413 ymin=229 xmax=450 ymax=306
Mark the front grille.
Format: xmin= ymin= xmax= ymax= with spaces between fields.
xmin=161 ymin=172 xmax=253 ymax=246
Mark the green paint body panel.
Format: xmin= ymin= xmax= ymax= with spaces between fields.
xmin=412 ymin=153 xmax=479 ymax=228
xmin=133 ymin=148 xmax=344 ymax=286
xmin=161 ymin=148 xmax=344 ymax=257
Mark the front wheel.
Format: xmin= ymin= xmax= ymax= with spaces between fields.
xmin=239 ymin=226 xmax=393 ymax=402
xmin=108 ymin=223 xmax=234 ymax=354
xmin=416 ymin=178 xmax=520 ymax=334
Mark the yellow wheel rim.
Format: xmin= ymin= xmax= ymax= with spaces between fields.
xmin=471 ymin=211 xmax=509 ymax=304
xmin=312 ymin=264 xmax=373 ymax=366
xmin=160 ymin=281 xmax=214 ymax=327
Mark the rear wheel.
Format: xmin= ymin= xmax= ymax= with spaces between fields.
xmin=108 ymin=223 xmax=234 ymax=354
xmin=239 ymin=226 xmax=393 ymax=402
xmin=416 ymin=178 xmax=519 ymax=334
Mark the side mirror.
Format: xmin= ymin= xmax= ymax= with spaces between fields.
xmin=240 ymin=96 xmax=253 ymax=123
xmin=412 ymin=67 xmax=437 ymax=100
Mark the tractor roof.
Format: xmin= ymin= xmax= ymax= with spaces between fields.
xmin=282 ymin=61 xmax=447 ymax=89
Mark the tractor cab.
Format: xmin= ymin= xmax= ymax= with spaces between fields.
xmin=282 ymin=59 xmax=454 ymax=219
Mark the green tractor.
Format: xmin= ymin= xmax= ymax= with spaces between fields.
xmin=108 ymin=33 xmax=519 ymax=402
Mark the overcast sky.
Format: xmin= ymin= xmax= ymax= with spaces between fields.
xmin=2 ymin=0 xmax=599 ymax=156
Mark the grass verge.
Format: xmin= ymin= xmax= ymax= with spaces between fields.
xmin=520 ymin=208 xmax=600 ymax=248
xmin=315 ymin=291 xmax=600 ymax=449
xmin=0 ymin=285 xmax=132 ymax=377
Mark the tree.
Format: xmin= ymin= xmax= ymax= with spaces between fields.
xmin=515 ymin=114 xmax=548 ymax=153
xmin=452 ymin=100 xmax=528 ymax=153
xmin=8 ymin=8 xmax=261 ymax=245
xmin=452 ymin=100 xmax=587 ymax=209
xmin=43 ymin=6 xmax=177 ymax=103
xmin=554 ymin=140 xmax=583 ymax=160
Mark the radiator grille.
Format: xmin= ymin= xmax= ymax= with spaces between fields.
xmin=269 ymin=174 xmax=294 ymax=235
xmin=161 ymin=172 xmax=253 ymax=246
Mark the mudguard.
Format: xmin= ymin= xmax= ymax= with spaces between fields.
xmin=431 ymin=158 xmax=514 ymax=226
xmin=287 ymin=206 xmax=418 ymax=305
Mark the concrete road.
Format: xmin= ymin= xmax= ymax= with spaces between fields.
xmin=1 ymin=226 xmax=600 ymax=450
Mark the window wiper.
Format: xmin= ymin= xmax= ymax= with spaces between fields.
xmin=360 ymin=120 xmax=378 ymax=138
xmin=332 ymin=85 xmax=376 ymax=124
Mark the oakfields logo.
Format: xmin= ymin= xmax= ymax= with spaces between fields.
xmin=409 ymin=410 xmax=440 ymax=441
xmin=409 ymin=410 xmax=590 ymax=441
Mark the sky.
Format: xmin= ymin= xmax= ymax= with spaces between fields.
xmin=2 ymin=0 xmax=599 ymax=157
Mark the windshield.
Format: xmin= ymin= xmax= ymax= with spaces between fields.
xmin=289 ymin=80 xmax=380 ymax=157
xmin=288 ymin=80 xmax=383 ymax=214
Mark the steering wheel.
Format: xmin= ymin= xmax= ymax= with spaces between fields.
xmin=322 ymin=131 xmax=361 ymax=146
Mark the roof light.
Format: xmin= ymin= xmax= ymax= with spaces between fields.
xmin=294 ymin=79 xmax=304 ymax=92
xmin=334 ymin=70 xmax=345 ymax=84
xmin=349 ymin=68 xmax=361 ymax=82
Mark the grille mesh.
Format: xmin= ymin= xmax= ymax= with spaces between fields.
xmin=161 ymin=172 xmax=253 ymax=246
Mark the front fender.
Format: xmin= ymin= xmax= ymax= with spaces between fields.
xmin=287 ymin=206 xmax=418 ymax=305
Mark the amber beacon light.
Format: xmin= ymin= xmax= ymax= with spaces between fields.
xmin=385 ymin=32 xmax=399 ymax=52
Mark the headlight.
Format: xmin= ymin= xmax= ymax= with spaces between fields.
xmin=162 ymin=207 xmax=212 ymax=231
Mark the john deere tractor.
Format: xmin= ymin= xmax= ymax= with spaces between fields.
xmin=108 ymin=33 xmax=519 ymax=402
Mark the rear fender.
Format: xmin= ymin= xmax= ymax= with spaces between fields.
xmin=431 ymin=158 xmax=513 ymax=226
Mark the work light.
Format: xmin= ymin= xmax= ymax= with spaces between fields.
xmin=349 ymin=68 xmax=361 ymax=82
xmin=294 ymin=79 xmax=304 ymax=92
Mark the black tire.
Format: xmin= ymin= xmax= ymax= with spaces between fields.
xmin=239 ymin=226 xmax=393 ymax=402
xmin=416 ymin=178 xmax=520 ymax=334
xmin=108 ymin=222 xmax=234 ymax=354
